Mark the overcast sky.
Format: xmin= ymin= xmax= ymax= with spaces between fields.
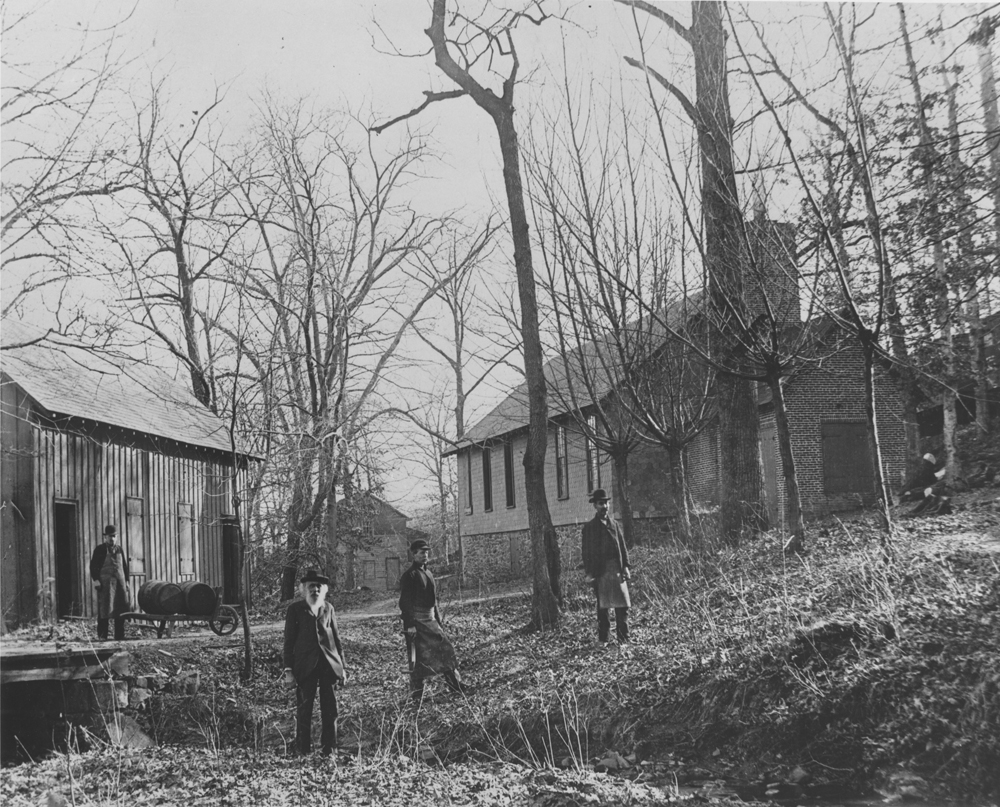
xmin=5 ymin=0 xmax=990 ymax=511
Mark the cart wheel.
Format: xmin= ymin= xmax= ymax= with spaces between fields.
xmin=210 ymin=605 xmax=239 ymax=636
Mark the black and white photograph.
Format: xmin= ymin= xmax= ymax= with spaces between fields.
xmin=1 ymin=1 xmax=998 ymax=804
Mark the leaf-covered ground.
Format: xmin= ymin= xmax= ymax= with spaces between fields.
xmin=3 ymin=497 xmax=999 ymax=805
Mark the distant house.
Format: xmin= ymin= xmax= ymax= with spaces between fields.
xmin=341 ymin=496 xmax=428 ymax=591
xmin=0 ymin=320 xmax=255 ymax=630
xmin=445 ymin=221 xmax=907 ymax=584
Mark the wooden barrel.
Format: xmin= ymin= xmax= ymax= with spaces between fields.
xmin=138 ymin=581 xmax=185 ymax=615
xmin=179 ymin=580 xmax=216 ymax=616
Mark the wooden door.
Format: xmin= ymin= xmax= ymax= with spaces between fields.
xmin=126 ymin=496 xmax=146 ymax=600
xmin=53 ymin=500 xmax=79 ymax=617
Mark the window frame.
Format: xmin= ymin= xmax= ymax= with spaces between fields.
xmin=503 ymin=439 xmax=516 ymax=508
xmin=555 ymin=424 xmax=570 ymax=500
xmin=465 ymin=449 xmax=474 ymax=514
xmin=585 ymin=414 xmax=601 ymax=493
xmin=482 ymin=444 xmax=493 ymax=512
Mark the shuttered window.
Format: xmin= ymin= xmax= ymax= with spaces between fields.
xmin=482 ymin=446 xmax=493 ymax=512
xmin=555 ymin=425 xmax=569 ymax=499
xmin=585 ymin=414 xmax=600 ymax=493
xmin=178 ymin=503 xmax=194 ymax=576
xmin=503 ymin=439 xmax=516 ymax=508
xmin=821 ymin=421 xmax=874 ymax=494
xmin=465 ymin=450 xmax=474 ymax=513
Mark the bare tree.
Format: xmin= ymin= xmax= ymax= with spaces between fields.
xmin=2 ymin=2 xmax=132 ymax=323
xmin=376 ymin=0 xmax=562 ymax=627
xmin=735 ymin=3 xmax=908 ymax=541
xmin=101 ymin=87 xmax=244 ymax=411
xmin=231 ymin=100 xmax=471 ymax=600
xmin=618 ymin=0 xmax=768 ymax=543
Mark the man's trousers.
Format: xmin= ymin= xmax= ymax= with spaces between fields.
xmin=295 ymin=664 xmax=338 ymax=754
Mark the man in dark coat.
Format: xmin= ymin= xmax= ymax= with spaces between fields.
xmin=581 ymin=488 xmax=631 ymax=644
xmin=89 ymin=524 xmax=130 ymax=640
xmin=398 ymin=539 xmax=468 ymax=700
xmin=282 ymin=569 xmax=347 ymax=756
xmin=899 ymin=453 xmax=951 ymax=515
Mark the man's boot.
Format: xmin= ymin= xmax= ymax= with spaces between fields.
xmin=96 ymin=619 xmax=109 ymax=640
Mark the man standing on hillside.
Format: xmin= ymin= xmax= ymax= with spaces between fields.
xmin=581 ymin=488 xmax=631 ymax=645
xmin=283 ymin=569 xmax=347 ymax=756
xmin=89 ymin=524 xmax=130 ymax=641
xmin=398 ymin=539 xmax=470 ymax=701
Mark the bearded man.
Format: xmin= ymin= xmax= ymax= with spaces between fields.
xmin=282 ymin=569 xmax=347 ymax=756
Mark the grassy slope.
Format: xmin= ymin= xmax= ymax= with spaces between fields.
xmin=2 ymin=505 xmax=998 ymax=805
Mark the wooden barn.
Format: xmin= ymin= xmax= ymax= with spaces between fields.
xmin=1 ymin=320 xmax=253 ymax=631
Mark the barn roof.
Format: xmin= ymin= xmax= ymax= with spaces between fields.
xmin=1 ymin=319 xmax=241 ymax=456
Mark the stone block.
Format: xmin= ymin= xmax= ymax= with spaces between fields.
xmin=128 ymin=687 xmax=151 ymax=709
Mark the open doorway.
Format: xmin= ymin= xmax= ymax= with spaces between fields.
xmin=53 ymin=501 xmax=79 ymax=617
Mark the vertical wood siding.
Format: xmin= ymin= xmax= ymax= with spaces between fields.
xmin=13 ymin=415 xmax=246 ymax=624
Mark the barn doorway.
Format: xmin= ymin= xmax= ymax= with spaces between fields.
xmin=53 ymin=500 xmax=79 ymax=617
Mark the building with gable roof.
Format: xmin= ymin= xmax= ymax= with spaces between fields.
xmin=445 ymin=221 xmax=908 ymax=584
xmin=1 ymin=319 xmax=255 ymax=629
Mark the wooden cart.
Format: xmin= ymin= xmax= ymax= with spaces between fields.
xmin=121 ymin=587 xmax=241 ymax=639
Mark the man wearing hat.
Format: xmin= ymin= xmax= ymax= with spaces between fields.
xmin=581 ymin=488 xmax=631 ymax=644
xmin=398 ymin=539 xmax=469 ymax=700
xmin=282 ymin=568 xmax=347 ymax=756
xmin=89 ymin=524 xmax=130 ymax=640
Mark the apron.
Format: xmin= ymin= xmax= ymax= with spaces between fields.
xmin=98 ymin=546 xmax=130 ymax=619
xmin=595 ymin=532 xmax=631 ymax=609
xmin=410 ymin=607 xmax=459 ymax=678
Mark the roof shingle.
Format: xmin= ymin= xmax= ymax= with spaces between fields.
xmin=1 ymin=319 xmax=239 ymax=456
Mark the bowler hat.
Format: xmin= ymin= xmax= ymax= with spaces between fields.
xmin=103 ymin=524 xmax=117 ymax=536
xmin=299 ymin=568 xmax=329 ymax=586
xmin=588 ymin=488 xmax=610 ymax=503
xmin=409 ymin=539 xmax=430 ymax=554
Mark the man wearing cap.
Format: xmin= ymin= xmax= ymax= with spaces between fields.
xmin=398 ymin=539 xmax=469 ymax=700
xmin=282 ymin=569 xmax=347 ymax=756
xmin=581 ymin=488 xmax=631 ymax=644
xmin=89 ymin=524 xmax=130 ymax=641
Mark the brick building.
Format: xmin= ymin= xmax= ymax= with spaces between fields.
xmin=446 ymin=221 xmax=907 ymax=585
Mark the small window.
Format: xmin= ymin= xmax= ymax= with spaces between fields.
xmin=465 ymin=450 xmax=474 ymax=513
xmin=503 ymin=439 xmax=516 ymax=507
xmin=585 ymin=415 xmax=600 ymax=493
xmin=178 ymin=503 xmax=194 ymax=576
xmin=821 ymin=421 xmax=874 ymax=494
xmin=483 ymin=445 xmax=493 ymax=512
xmin=555 ymin=424 xmax=569 ymax=499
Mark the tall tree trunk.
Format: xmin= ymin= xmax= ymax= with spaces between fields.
xmin=900 ymin=6 xmax=959 ymax=481
xmin=769 ymin=374 xmax=806 ymax=552
xmin=669 ymin=445 xmax=692 ymax=543
xmin=612 ymin=452 xmax=638 ymax=547
xmin=974 ymin=20 xmax=999 ymax=431
xmin=425 ymin=0 xmax=560 ymax=626
xmin=862 ymin=340 xmax=894 ymax=548
xmin=691 ymin=1 xmax=766 ymax=543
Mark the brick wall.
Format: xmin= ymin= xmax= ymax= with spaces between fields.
xmin=686 ymin=427 xmax=720 ymax=506
xmin=778 ymin=339 xmax=906 ymax=518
